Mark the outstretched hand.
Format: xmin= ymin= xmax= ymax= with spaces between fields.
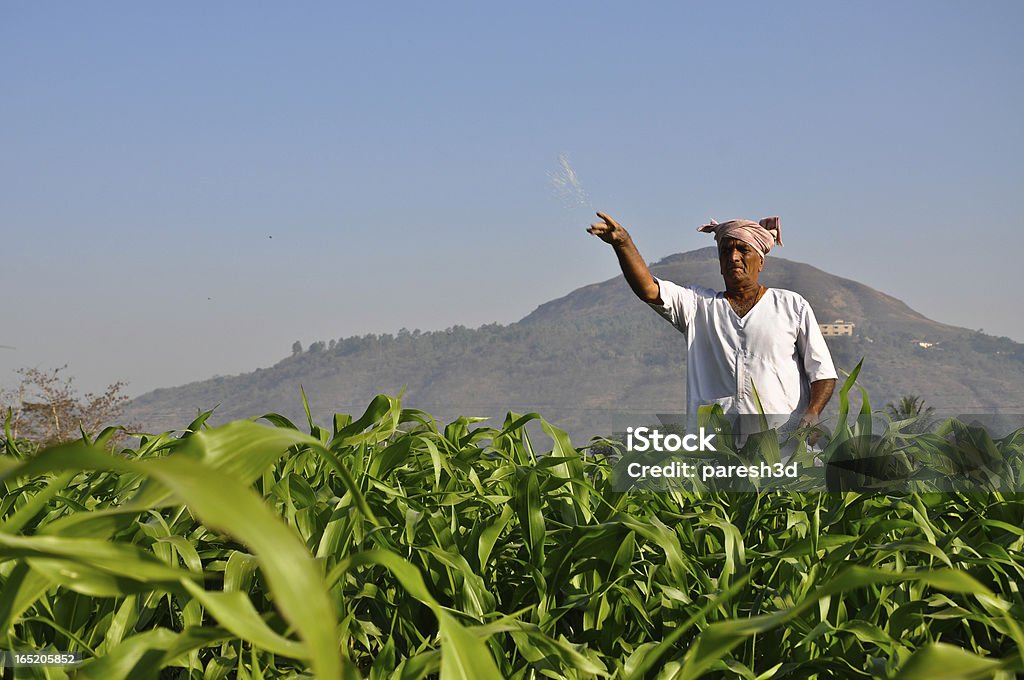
xmin=587 ymin=212 xmax=630 ymax=247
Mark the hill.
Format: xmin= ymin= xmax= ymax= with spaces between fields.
xmin=126 ymin=248 xmax=1024 ymax=442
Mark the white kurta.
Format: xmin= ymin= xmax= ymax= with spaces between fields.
xmin=648 ymin=279 xmax=837 ymax=424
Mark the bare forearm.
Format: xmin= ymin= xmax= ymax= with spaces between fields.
xmin=587 ymin=213 xmax=660 ymax=304
xmin=805 ymin=379 xmax=836 ymax=418
xmin=613 ymin=235 xmax=661 ymax=304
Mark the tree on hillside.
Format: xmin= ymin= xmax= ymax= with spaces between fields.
xmin=885 ymin=395 xmax=936 ymax=433
xmin=1 ymin=365 xmax=133 ymax=446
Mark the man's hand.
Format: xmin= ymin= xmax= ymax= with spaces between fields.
xmin=587 ymin=212 xmax=631 ymax=247
xmin=800 ymin=378 xmax=836 ymax=446
xmin=587 ymin=212 xmax=660 ymax=304
xmin=798 ymin=411 xmax=823 ymax=446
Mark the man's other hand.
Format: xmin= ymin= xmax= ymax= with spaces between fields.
xmin=799 ymin=411 xmax=823 ymax=446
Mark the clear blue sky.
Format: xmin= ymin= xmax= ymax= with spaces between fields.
xmin=2 ymin=2 xmax=1022 ymax=397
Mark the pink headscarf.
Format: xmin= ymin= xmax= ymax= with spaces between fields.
xmin=698 ymin=217 xmax=782 ymax=258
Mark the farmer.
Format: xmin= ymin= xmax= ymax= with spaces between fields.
xmin=587 ymin=212 xmax=837 ymax=445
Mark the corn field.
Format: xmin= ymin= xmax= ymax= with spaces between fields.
xmin=2 ymin=372 xmax=1023 ymax=678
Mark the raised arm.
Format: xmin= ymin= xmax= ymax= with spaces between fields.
xmin=587 ymin=212 xmax=661 ymax=304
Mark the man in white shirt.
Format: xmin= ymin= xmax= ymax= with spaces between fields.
xmin=587 ymin=212 xmax=837 ymax=443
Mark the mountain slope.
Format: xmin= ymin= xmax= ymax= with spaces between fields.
xmin=126 ymin=248 xmax=1024 ymax=441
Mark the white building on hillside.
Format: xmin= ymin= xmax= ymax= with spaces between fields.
xmin=819 ymin=319 xmax=854 ymax=336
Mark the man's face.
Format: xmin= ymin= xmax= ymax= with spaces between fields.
xmin=718 ymin=237 xmax=763 ymax=287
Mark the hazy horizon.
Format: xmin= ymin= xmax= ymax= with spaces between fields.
xmin=3 ymin=2 xmax=1022 ymax=398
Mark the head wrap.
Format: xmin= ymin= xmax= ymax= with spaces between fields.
xmin=698 ymin=217 xmax=782 ymax=259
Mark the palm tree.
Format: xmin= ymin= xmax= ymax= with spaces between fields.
xmin=885 ymin=395 xmax=935 ymax=433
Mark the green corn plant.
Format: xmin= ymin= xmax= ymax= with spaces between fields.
xmin=0 ymin=376 xmax=1021 ymax=679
